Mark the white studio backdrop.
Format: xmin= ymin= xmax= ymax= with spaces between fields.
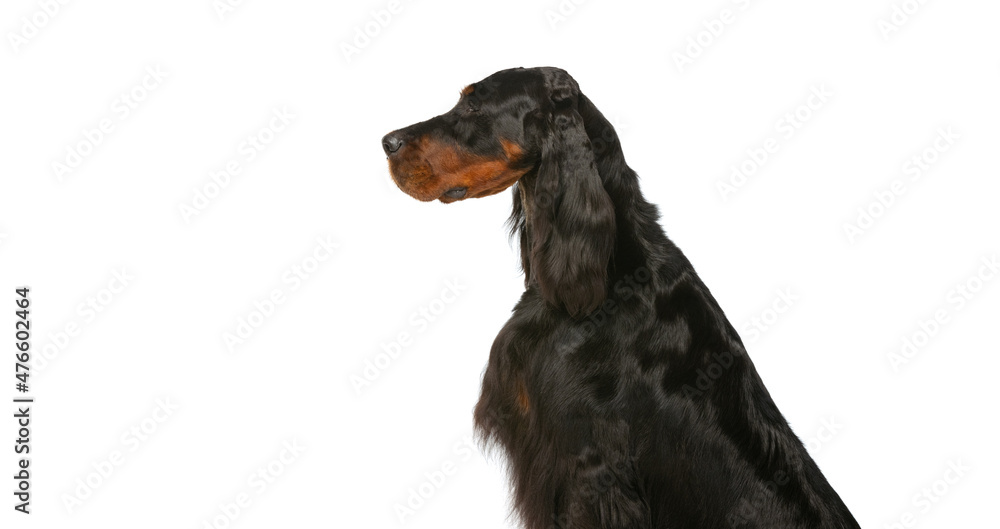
xmin=1 ymin=1 xmax=998 ymax=528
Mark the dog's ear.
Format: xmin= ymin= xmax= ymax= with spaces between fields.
xmin=529 ymin=70 xmax=616 ymax=318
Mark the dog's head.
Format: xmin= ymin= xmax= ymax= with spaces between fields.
xmin=382 ymin=67 xmax=616 ymax=318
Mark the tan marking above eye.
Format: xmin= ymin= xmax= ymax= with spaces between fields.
xmin=461 ymin=84 xmax=475 ymax=96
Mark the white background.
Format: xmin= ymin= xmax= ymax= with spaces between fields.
xmin=2 ymin=0 xmax=998 ymax=527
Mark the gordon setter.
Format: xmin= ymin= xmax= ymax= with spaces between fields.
xmin=382 ymin=67 xmax=860 ymax=529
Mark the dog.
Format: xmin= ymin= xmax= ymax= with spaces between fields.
xmin=382 ymin=67 xmax=860 ymax=529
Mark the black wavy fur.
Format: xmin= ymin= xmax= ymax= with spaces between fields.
xmin=389 ymin=67 xmax=860 ymax=529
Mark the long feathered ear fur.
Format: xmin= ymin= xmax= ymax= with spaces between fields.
xmin=529 ymin=70 xmax=616 ymax=318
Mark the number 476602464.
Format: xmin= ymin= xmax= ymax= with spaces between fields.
xmin=15 ymin=287 xmax=30 ymax=393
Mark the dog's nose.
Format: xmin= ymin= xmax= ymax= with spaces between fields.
xmin=382 ymin=133 xmax=403 ymax=155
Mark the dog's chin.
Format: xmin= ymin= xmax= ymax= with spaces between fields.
xmin=393 ymin=170 xmax=524 ymax=204
xmin=394 ymin=183 xmax=467 ymax=203
xmin=392 ymin=175 xmax=469 ymax=203
xmin=389 ymin=172 xmax=440 ymax=202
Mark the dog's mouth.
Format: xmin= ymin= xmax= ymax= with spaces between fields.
xmin=386 ymin=137 xmax=529 ymax=204
xmin=388 ymin=166 xmax=468 ymax=203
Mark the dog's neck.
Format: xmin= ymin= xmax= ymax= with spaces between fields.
xmin=513 ymin=174 xmax=670 ymax=295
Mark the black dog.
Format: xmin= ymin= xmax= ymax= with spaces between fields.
xmin=383 ymin=67 xmax=860 ymax=529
